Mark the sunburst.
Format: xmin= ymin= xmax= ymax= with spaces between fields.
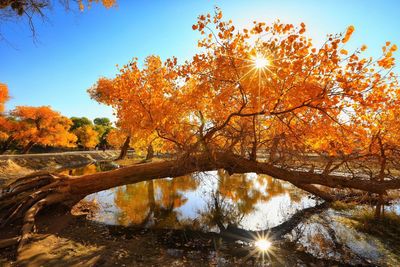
xmin=252 ymin=53 xmax=270 ymax=69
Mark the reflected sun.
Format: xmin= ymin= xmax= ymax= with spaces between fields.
xmin=255 ymin=238 xmax=272 ymax=251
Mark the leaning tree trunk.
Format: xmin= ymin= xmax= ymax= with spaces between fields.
xmin=1 ymin=151 xmax=399 ymax=255
xmin=21 ymin=141 xmax=35 ymax=154
xmin=117 ymin=135 xmax=131 ymax=160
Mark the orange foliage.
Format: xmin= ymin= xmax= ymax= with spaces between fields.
xmin=10 ymin=106 xmax=77 ymax=148
xmin=106 ymin=128 xmax=127 ymax=149
xmin=89 ymin=8 xmax=399 ymax=165
xmin=78 ymin=0 xmax=116 ymax=11
xmin=74 ymin=125 xmax=99 ymax=149
xmin=0 ymin=83 xmax=9 ymax=113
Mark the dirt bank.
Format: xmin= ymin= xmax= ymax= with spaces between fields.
xmin=0 ymin=151 xmax=120 ymax=183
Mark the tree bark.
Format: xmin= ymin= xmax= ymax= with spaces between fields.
xmin=145 ymin=144 xmax=154 ymax=161
xmin=22 ymin=141 xmax=35 ymax=154
xmin=0 ymin=135 xmax=14 ymax=154
xmin=117 ymin=135 xmax=130 ymax=160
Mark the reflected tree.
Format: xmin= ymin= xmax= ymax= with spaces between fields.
xmin=113 ymin=175 xmax=199 ymax=228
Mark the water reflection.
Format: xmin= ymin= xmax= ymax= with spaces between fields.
xmin=59 ymin=161 xmax=119 ymax=176
xmin=64 ymin=163 xmax=316 ymax=231
xmin=62 ymin=162 xmax=400 ymax=265
xmin=114 ymin=176 xmax=198 ymax=228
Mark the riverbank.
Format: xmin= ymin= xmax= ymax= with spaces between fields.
xmin=0 ymin=150 xmax=121 ymax=183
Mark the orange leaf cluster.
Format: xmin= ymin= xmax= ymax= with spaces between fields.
xmin=0 ymin=83 xmax=9 ymax=113
xmin=78 ymin=0 xmax=116 ymax=11
xmin=10 ymin=106 xmax=77 ymax=148
xmin=89 ymin=8 xmax=399 ymax=161
xmin=74 ymin=125 xmax=99 ymax=149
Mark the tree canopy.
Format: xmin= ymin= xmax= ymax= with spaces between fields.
xmin=10 ymin=106 xmax=77 ymax=153
xmin=73 ymin=124 xmax=99 ymax=149
xmin=70 ymin=117 xmax=93 ymax=131
xmin=93 ymin=117 xmax=111 ymax=127
xmin=89 ymin=9 xmax=399 ymax=185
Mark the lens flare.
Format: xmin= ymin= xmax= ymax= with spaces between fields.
xmin=255 ymin=238 xmax=271 ymax=252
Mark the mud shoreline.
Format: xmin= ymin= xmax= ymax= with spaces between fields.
xmin=0 ymin=150 xmax=121 ymax=183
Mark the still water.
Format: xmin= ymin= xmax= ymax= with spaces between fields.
xmin=60 ymin=161 xmax=400 ymax=264
xmin=61 ymin=161 xmax=316 ymax=232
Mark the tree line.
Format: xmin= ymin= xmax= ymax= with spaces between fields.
xmin=0 ymin=83 xmax=130 ymax=155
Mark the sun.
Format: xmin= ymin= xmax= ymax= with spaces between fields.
xmin=253 ymin=54 xmax=270 ymax=69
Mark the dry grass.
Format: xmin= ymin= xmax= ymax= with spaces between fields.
xmin=331 ymin=201 xmax=357 ymax=211
xmin=352 ymin=208 xmax=400 ymax=254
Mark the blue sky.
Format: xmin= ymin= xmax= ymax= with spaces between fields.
xmin=1 ymin=0 xmax=399 ymax=121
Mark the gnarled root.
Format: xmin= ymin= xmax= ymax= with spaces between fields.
xmin=0 ymin=172 xmax=73 ymax=257
xmin=0 ymin=236 xmax=20 ymax=249
xmin=17 ymin=193 xmax=65 ymax=254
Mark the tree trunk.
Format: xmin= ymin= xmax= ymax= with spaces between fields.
xmin=1 ymin=151 xmax=400 ymax=254
xmin=117 ymin=135 xmax=130 ymax=160
xmin=145 ymin=144 xmax=154 ymax=161
xmin=0 ymin=136 xmax=14 ymax=154
xmin=374 ymin=193 xmax=385 ymax=219
xmin=22 ymin=141 xmax=35 ymax=154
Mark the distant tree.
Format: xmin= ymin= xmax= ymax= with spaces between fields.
xmin=93 ymin=117 xmax=113 ymax=149
xmin=0 ymin=83 xmax=9 ymax=113
xmin=93 ymin=117 xmax=111 ymax=127
xmin=0 ymin=83 xmax=14 ymax=153
xmin=10 ymin=106 xmax=77 ymax=153
xmin=70 ymin=116 xmax=92 ymax=131
xmin=74 ymin=125 xmax=99 ymax=149
xmin=0 ymin=116 xmax=20 ymax=154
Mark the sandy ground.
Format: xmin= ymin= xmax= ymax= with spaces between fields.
xmin=0 ymin=151 xmax=120 ymax=183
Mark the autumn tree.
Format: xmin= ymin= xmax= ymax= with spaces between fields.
xmin=0 ymin=83 xmax=9 ymax=113
xmin=0 ymin=83 xmax=23 ymax=154
xmin=0 ymin=83 xmax=13 ymax=153
xmin=2 ymin=9 xmax=400 ymax=254
xmin=70 ymin=117 xmax=112 ymax=149
xmin=0 ymin=117 xmax=20 ymax=154
xmin=106 ymin=127 xmax=132 ymax=159
xmin=73 ymin=125 xmax=99 ymax=149
xmin=106 ymin=128 xmax=126 ymax=149
xmin=10 ymin=106 xmax=77 ymax=153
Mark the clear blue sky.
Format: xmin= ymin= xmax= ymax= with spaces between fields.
xmin=1 ymin=0 xmax=399 ymax=121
